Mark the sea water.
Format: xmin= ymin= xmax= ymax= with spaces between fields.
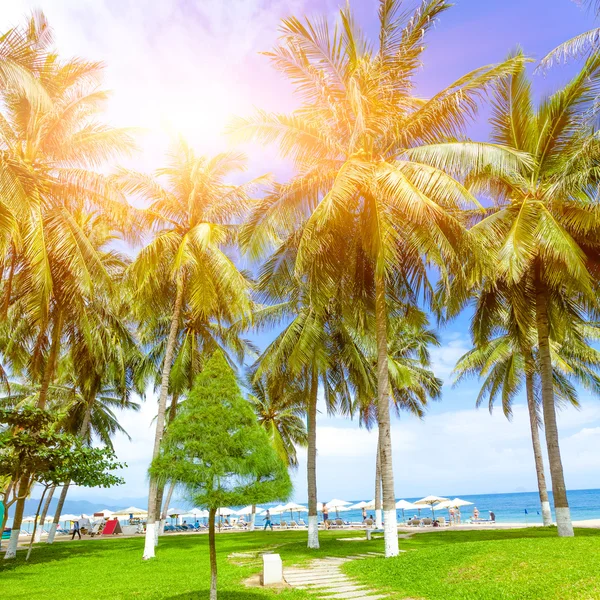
xmin=263 ymin=489 xmax=600 ymax=525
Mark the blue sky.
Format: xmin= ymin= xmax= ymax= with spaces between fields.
xmin=3 ymin=0 xmax=600 ymax=505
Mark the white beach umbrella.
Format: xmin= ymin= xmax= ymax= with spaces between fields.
xmin=325 ymin=498 xmax=351 ymax=517
xmin=112 ymin=506 xmax=148 ymax=517
xmin=349 ymin=501 xmax=369 ymax=510
xmin=94 ymin=509 xmax=114 ymax=518
xmin=415 ymin=496 xmax=448 ymax=519
xmin=282 ymin=502 xmax=307 ymax=520
xmin=59 ymin=513 xmax=80 ymax=522
xmin=167 ymin=507 xmax=186 ymax=516
xmin=395 ymin=500 xmax=419 ymax=521
xmin=22 ymin=515 xmax=36 ymax=523
xmin=216 ymin=507 xmax=236 ymax=518
xmin=449 ymin=498 xmax=473 ymax=508
xmin=236 ymin=505 xmax=262 ymax=516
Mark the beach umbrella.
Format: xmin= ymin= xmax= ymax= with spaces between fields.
xmin=326 ymin=498 xmax=351 ymax=517
xmin=113 ymin=506 xmax=148 ymax=518
xmin=349 ymin=501 xmax=369 ymax=510
xmin=237 ymin=505 xmax=262 ymax=516
xmin=282 ymin=502 xmax=307 ymax=521
xmin=395 ymin=500 xmax=419 ymax=522
xmin=414 ymin=496 xmax=448 ymax=520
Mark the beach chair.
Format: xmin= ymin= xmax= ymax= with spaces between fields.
xmin=280 ymin=521 xmax=288 ymax=529
xmin=297 ymin=519 xmax=307 ymax=527
xmin=289 ymin=520 xmax=299 ymax=528
xmin=334 ymin=518 xmax=344 ymax=528
xmin=365 ymin=518 xmax=374 ymax=528
xmin=437 ymin=516 xmax=447 ymax=527
xmin=422 ymin=518 xmax=432 ymax=526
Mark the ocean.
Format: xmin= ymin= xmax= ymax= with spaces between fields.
xmin=265 ymin=489 xmax=600 ymax=525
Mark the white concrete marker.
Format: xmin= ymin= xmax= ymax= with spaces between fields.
xmin=262 ymin=553 xmax=283 ymax=585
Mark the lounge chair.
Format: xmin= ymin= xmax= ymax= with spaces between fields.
xmin=365 ymin=518 xmax=374 ymax=528
xmin=422 ymin=518 xmax=432 ymax=526
xmin=297 ymin=519 xmax=307 ymax=527
xmin=334 ymin=518 xmax=344 ymax=528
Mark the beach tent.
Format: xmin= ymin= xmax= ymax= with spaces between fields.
xmin=415 ymin=496 xmax=448 ymax=520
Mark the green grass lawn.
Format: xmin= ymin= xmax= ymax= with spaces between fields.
xmin=0 ymin=529 xmax=383 ymax=600
xmin=2 ymin=528 xmax=600 ymax=599
xmin=345 ymin=527 xmax=600 ymax=599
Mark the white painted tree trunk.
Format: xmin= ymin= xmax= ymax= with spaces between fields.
xmin=46 ymin=522 xmax=58 ymax=544
xmin=4 ymin=530 xmax=19 ymax=560
xmin=158 ymin=520 xmax=165 ymax=536
xmin=375 ymin=509 xmax=383 ymax=530
xmin=307 ymin=516 xmax=319 ymax=548
xmin=383 ymin=509 xmax=397 ymax=555
xmin=556 ymin=507 xmax=572 ymax=536
xmin=154 ymin=520 xmax=160 ymax=546
xmin=143 ymin=278 xmax=185 ymax=559
xmin=249 ymin=506 xmax=256 ymax=531
xmin=144 ymin=522 xmax=156 ymax=558
xmin=541 ymin=501 xmax=552 ymax=527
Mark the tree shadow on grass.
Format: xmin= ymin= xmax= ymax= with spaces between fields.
xmin=167 ymin=593 xmax=272 ymax=599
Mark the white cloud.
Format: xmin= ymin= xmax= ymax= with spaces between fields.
xmin=429 ymin=334 xmax=471 ymax=380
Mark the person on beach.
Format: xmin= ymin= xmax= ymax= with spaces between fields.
xmin=263 ymin=510 xmax=273 ymax=531
xmin=473 ymin=507 xmax=480 ymax=520
xmin=449 ymin=507 xmax=455 ymax=524
xmin=362 ymin=507 xmax=367 ymax=521
xmin=322 ymin=503 xmax=329 ymax=529
xmin=71 ymin=519 xmax=81 ymax=540
xmin=489 ymin=511 xmax=496 ymax=522
xmin=456 ymin=508 xmax=461 ymax=524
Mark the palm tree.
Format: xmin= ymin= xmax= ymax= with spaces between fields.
xmin=539 ymin=1 xmax=600 ymax=70
xmin=232 ymin=0 xmax=528 ymax=556
xmin=459 ymin=51 xmax=600 ymax=536
xmin=360 ymin=311 xmax=442 ymax=527
xmin=247 ymin=373 xmax=308 ymax=530
xmin=248 ymin=374 xmax=308 ymax=468
xmin=454 ymin=299 xmax=600 ymax=527
xmin=118 ymin=144 xmax=256 ymax=559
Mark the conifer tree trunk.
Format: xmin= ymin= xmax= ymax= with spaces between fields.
xmin=306 ymin=368 xmax=319 ymax=549
xmin=209 ymin=507 xmax=218 ymax=600
xmin=375 ymin=271 xmax=399 ymax=557
xmin=143 ymin=277 xmax=185 ymax=559
xmin=535 ymin=270 xmax=573 ymax=537
xmin=524 ymin=359 xmax=552 ymax=526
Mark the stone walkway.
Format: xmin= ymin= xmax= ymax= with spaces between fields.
xmin=283 ymin=552 xmax=390 ymax=599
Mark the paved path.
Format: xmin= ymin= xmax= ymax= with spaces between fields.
xmin=283 ymin=552 xmax=391 ymax=599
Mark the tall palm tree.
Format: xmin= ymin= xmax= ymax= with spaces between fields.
xmin=232 ymin=0 xmax=528 ymax=556
xmin=458 ymin=51 xmax=600 ymax=536
xmin=454 ymin=300 xmax=600 ymax=527
xmin=119 ymin=144 xmax=257 ymax=559
xmin=360 ymin=311 xmax=442 ymax=527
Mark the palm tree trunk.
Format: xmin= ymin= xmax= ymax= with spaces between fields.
xmin=4 ymin=475 xmax=29 ymax=560
xmin=250 ymin=505 xmax=256 ymax=531
xmin=374 ymin=437 xmax=382 ymax=529
xmin=535 ymin=271 xmax=573 ymax=537
xmin=34 ymin=485 xmax=55 ymax=543
xmin=524 ymin=359 xmax=552 ymax=527
xmin=375 ymin=271 xmax=398 ymax=557
xmin=48 ymin=399 xmax=94 ymax=544
xmin=2 ymin=244 xmax=16 ymax=316
xmin=143 ymin=276 xmax=185 ymax=560
xmin=306 ymin=367 xmax=319 ymax=549
xmin=26 ymin=485 xmax=48 ymax=561
xmin=209 ymin=507 xmax=218 ymax=600
xmin=159 ymin=481 xmax=175 ymax=536
xmin=37 ymin=307 xmax=63 ymax=409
